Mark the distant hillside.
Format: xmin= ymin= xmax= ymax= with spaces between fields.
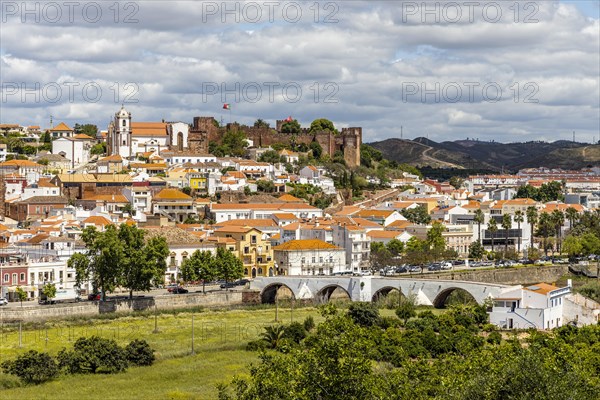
xmin=369 ymin=138 xmax=600 ymax=172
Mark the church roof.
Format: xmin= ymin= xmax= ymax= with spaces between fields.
xmin=50 ymin=122 xmax=73 ymax=132
xmin=131 ymin=122 xmax=168 ymax=137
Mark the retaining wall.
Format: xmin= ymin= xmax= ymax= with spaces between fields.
xmin=414 ymin=265 xmax=570 ymax=285
xmin=0 ymin=291 xmax=245 ymax=323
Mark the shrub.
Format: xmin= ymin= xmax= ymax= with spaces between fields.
xmin=1 ymin=350 xmax=59 ymax=384
xmin=303 ymin=315 xmax=315 ymax=332
xmin=125 ymin=339 xmax=155 ymax=366
xmin=347 ymin=302 xmax=380 ymax=327
xmin=487 ymin=331 xmax=502 ymax=345
xmin=246 ymin=339 xmax=269 ymax=351
xmin=58 ymin=336 xmax=128 ymax=374
xmin=282 ymin=322 xmax=307 ymax=344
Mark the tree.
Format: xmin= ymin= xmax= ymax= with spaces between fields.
xmin=309 ymin=141 xmax=323 ymax=159
xmin=280 ymin=119 xmax=301 ymax=134
xmin=386 ymin=239 xmax=404 ymax=256
xmin=90 ymin=142 xmax=106 ymax=155
xmin=473 ymin=209 xmax=485 ymax=244
xmin=565 ymin=207 xmax=579 ymax=230
xmin=347 ymin=302 xmax=380 ymax=327
xmin=258 ymin=150 xmax=283 ymax=164
xmin=74 ymin=123 xmax=98 ymax=137
xmin=1 ymin=350 xmax=59 ymax=384
xmin=180 ymin=250 xmax=216 ymax=293
xmin=42 ymin=283 xmax=57 ymax=302
xmin=537 ymin=212 xmax=554 ymax=256
xmin=15 ymin=286 xmax=27 ymax=307
xmin=427 ymin=222 xmax=446 ymax=260
xmin=120 ymin=226 xmax=169 ymax=299
xmin=449 ymin=176 xmax=465 ymax=189
xmin=551 ymin=209 xmax=565 ymax=254
xmin=513 ymin=210 xmax=524 ymax=254
xmin=214 ymin=247 xmax=244 ymax=285
xmin=526 ymin=206 xmax=538 ymax=250
xmin=58 ymin=336 xmax=128 ymax=374
xmin=562 ymin=235 xmax=583 ymax=257
xmin=395 ymin=295 xmax=417 ymax=324
xmin=469 ymin=241 xmax=485 ymax=260
xmin=487 ymin=219 xmax=498 ymax=255
xmin=253 ymin=119 xmax=270 ymax=129
xmin=501 ymin=214 xmax=512 ymax=255
xmin=125 ymin=339 xmax=155 ymax=366
xmin=260 ymin=325 xmax=286 ymax=349
xmin=221 ymin=129 xmax=249 ymax=157
xmin=401 ymin=205 xmax=432 ymax=225
xmin=309 ymin=118 xmax=337 ymax=134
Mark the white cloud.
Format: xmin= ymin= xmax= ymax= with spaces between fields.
xmin=0 ymin=0 xmax=598 ymax=143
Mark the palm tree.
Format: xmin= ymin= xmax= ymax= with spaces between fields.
xmin=473 ymin=209 xmax=485 ymax=244
xmin=551 ymin=209 xmax=565 ymax=255
xmin=565 ymin=207 xmax=579 ymax=230
xmin=537 ymin=212 xmax=553 ymax=256
xmin=501 ymin=214 xmax=512 ymax=255
xmin=261 ymin=325 xmax=286 ymax=349
xmin=487 ymin=218 xmax=498 ymax=255
xmin=514 ymin=210 xmax=524 ymax=254
xmin=526 ymin=206 xmax=538 ymax=250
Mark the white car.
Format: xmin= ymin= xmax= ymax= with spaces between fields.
xmin=0 ymin=298 xmax=8 ymax=306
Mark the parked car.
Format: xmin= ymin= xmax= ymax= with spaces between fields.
xmin=0 ymin=297 xmax=8 ymax=306
xmin=166 ymin=284 xmax=180 ymax=293
xmin=440 ymin=261 xmax=453 ymax=270
xmin=428 ymin=263 xmax=442 ymax=271
xmin=408 ymin=265 xmax=421 ymax=273
xmin=87 ymin=293 xmax=101 ymax=301
xmin=172 ymin=287 xmax=189 ymax=294
xmin=395 ymin=266 xmax=408 ymax=274
xmin=220 ymin=281 xmax=237 ymax=289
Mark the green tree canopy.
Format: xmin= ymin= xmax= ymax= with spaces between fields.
xmin=309 ymin=118 xmax=337 ymax=134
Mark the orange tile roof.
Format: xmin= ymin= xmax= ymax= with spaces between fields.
xmin=523 ymin=283 xmax=559 ymax=296
xmin=272 ymin=213 xmax=299 ymax=221
xmin=216 ymin=219 xmax=278 ymax=228
xmin=83 ymin=216 xmax=112 ymax=226
xmin=84 ymin=194 xmax=129 ymax=203
xmin=100 ymin=154 xmax=123 ymax=162
xmin=367 ymin=230 xmax=404 ymax=239
xmin=273 ymin=239 xmax=341 ymax=251
xmin=154 ymin=188 xmax=192 ymax=200
xmin=72 ymin=133 xmax=94 ymax=140
xmin=356 ymin=209 xmax=395 ymax=218
xmin=386 ymin=220 xmax=413 ymax=230
xmin=278 ymin=194 xmax=304 ymax=202
xmin=0 ymin=160 xmax=43 ymax=168
xmin=543 ymin=203 xmax=584 ymax=212
xmin=334 ymin=206 xmax=362 ymax=216
xmin=50 ymin=122 xmax=72 ymax=131
xmin=225 ymin=171 xmax=247 ymax=179
xmin=505 ymin=198 xmax=537 ymax=206
xmin=131 ymin=122 xmax=168 ymax=137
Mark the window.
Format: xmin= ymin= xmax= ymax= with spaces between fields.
xmin=3 ymin=274 xmax=7 ymax=282
xmin=312 ymin=257 xmax=316 ymax=263
xmin=251 ymin=235 xmax=257 ymax=244
xmin=12 ymin=273 xmax=17 ymax=283
xmin=122 ymin=120 xmax=126 ymax=127
xmin=20 ymin=273 xmax=25 ymax=282
xmin=244 ymin=247 xmax=250 ymax=254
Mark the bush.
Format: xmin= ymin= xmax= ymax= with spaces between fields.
xmin=487 ymin=331 xmax=502 ymax=345
xmin=125 ymin=339 xmax=155 ymax=366
xmin=303 ymin=315 xmax=315 ymax=332
xmin=58 ymin=336 xmax=128 ymax=374
xmin=246 ymin=339 xmax=269 ymax=351
xmin=282 ymin=322 xmax=307 ymax=344
xmin=1 ymin=350 xmax=59 ymax=384
xmin=347 ymin=302 xmax=380 ymax=327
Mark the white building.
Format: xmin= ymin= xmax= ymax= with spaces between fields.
xmin=52 ymin=134 xmax=94 ymax=168
xmin=162 ymin=152 xmax=216 ymax=165
xmin=489 ymin=282 xmax=572 ymax=330
xmin=210 ymin=203 xmax=323 ymax=223
xmin=332 ymin=224 xmax=371 ymax=273
xmin=0 ymin=143 xmax=7 ymax=162
xmin=273 ymin=239 xmax=346 ymax=276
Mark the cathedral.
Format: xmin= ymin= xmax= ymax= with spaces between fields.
xmin=106 ymin=107 xmax=209 ymax=159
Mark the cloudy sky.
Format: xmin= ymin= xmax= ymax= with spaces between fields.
xmin=1 ymin=1 xmax=599 ymax=144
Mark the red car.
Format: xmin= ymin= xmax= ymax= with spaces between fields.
xmin=87 ymin=293 xmax=101 ymax=301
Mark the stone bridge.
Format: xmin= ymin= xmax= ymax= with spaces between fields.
xmin=250 ymin=276 xmax=510 ymax=308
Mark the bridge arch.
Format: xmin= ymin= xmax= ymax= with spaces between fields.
xmin=372 ymin=286 xmax=404 ymax=303
xmin=433 ymin=287 xmax=478 ymax=308
xmin=260 ymin=283 xmax=296 ymax=304
xmin=316 ymin=284 xmax=351 ymax=303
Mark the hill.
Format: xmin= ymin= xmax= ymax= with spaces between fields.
xmin=369 ymin=138 xmax=600 ymax=172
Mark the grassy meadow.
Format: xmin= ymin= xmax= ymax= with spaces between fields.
xmin=0 ymin=305 xmax=329 ymax=399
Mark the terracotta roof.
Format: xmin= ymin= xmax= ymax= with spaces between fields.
xmin=49 ymin=122 xmax=72 ymax=132
xmin=272 ymin=213 xmax=299 ymax=221
xmin=367 ymin=230 xmax=404 ymax=239
xmin=278 ymin=194 xmax=304 ymax=203
xmin=216 ymin=219 xmax=278 ymax=228
xmin=273 ymin=239 xmax=342 ymax=251
xmin=523 ymin=283 xmax=559 ymax=296
xmin=0 ymin=160 xmax=43 ymax=168
xmin=84 ymin=194 xmax=129 ymax=203
xmin=386 ymin=220 xmax=413 ymax=230
xmin=154 ymin=188 xmax=192 ymax=200
xmin=334 ymin=206 xmax=362 ymax=216
xmin=543 ymin=203 xmax=584 ymax=213
xmin=83 ymin=216 xmax=112 ymax=226
xmin=18 ymin=196 xmax=68 ymax=204
xmin=356 ymin=209 xmax=396 ymax=218
xmin=131 ymin=122 xmax=168 ymax=137
xmin=214 ymin=226 xmax=257 ymax=234
xmin=100 ymin=155 xmax=123 ymax=162
xmin=211 ymin=203 xmax=318 ymax=211
xmin=72 ymin=133 xmax=95 ymax=140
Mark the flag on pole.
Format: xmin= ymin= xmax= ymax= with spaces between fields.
xmin=223 ymin=103 xmax=230 ymax=110
xmin=285 ymin=116 xmax=293 ymax=122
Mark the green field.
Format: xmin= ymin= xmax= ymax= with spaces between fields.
xmin=0 ymin=306 xmax=332 ymax=399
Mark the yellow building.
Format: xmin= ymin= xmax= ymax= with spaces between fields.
xmin=210 ymin=226 xmax=275 ymax=278
xmin=188 ymin=172 xmax=208 ymax=192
